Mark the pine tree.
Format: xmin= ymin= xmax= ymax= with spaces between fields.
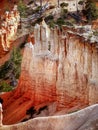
xmin=18 ymin=0 xmax=27 ymax=17
xmin=10 ymin=47 xmax=22 ymax=79
xmin=85 ymin=0 xmax=98 ymax=22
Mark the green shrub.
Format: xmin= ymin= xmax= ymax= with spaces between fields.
xmin=0 ymin=81 xmax=13 ymax=92
xmin=0 ymin=61 xmax=11 ymax=79
xmin=85 ymin=0 xmax=98 ymax=22
xmin=18 ymin=0 xmax=27 ymax=17
xmin=0 ymin=47 xmax=22 ymax=92
xmin=0 ymin=47 xmax=22 ymax=79
xmin=56 ymin=18 xmax=65 ymax=27
xmin=60 ymin=2 xmax=68 ymax=8
xmin=45 ymin=15 xmax=54 ymax=22
xmin=48 ymin=20 xmax=56 ymax=28
xmin=78 ymin=0 xmax=84 ymax=5
xmin=60 ymin=8 xmax=68 ymax=18
xmin=10 ymin=48 xmax=22 ymax=79
xmin=93 ymin=30 xmax=98 ymax=36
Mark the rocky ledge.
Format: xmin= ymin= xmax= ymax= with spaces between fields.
xmin=0 ymin=104 xmax=98 ymax=130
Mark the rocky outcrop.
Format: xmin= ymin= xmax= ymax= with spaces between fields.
xmin=0 ymin=5 xmax=20 ymax=52
xmin=0 ymin=104 xmax=98 ymax=130
xmin=92 ymin=19 xmax=98 ymax=29
xmin=1 ymin=24 xmax=98 ymax=124
xmin=18 ymin=24 xmax=98 ymax=109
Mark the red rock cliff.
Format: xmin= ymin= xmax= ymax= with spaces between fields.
xmin=1 ymin=25 xmax=98 ymax=125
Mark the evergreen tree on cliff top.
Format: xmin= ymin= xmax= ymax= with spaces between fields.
xmin=85 ymin=0 xmax=98 ymax=22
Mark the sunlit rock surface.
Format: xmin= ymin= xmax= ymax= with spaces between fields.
xmin=0 ymin=5 xmax=20 ymax=52
xmin=0 ymin=104 xmax=98 ymax=130
xmin=1 ymin=24 xmax=98 ymax=125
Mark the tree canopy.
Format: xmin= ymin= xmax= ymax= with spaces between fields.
xmin=85 ymin=0 xmax=98 ymax=22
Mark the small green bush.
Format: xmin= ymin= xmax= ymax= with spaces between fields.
xmin=60 ymin=8 xmax=68 ymax=18
xmin=60 ymin=2 xmax=68 ymax=8
xmin=0 ymin=47 xmax=22 ymax=80
xmin=78 ymin=0 xmax=84 ymax=5
xmin=56 ymin=18 xmax=65 ymax=27
xmin=0 ymin=81 xmax=13 ymax=92
xmin=10 ymin=48 xmax=22 ymax=79
xmin=48 ymin=20 xmax=56 ymax=28
xmin=0 ymin=61 xmax=11 ymax=79
xmin=0 ymin=47 xmax=22 ymax=92
xmin=18 ymin=0 xmax=27 ymax=17
xmin=93 ymin=30 xmax=98 ymax=36
xmin=85 ymin=0 xmax=98 ymax=22
xmin=45 ymin=15 xmax=54 ymax=22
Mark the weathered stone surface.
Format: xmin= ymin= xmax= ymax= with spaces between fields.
xmin=0 ymin=5 xmax=20 ymax=52
xmin=1 ymin=24 xmax=98 ymax=125
xmin=0 ymin=104 xmax=98 ymax=130
xmin=92 ymin=20 xmax=98 ymax=29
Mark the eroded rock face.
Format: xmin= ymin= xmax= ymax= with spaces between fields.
xmin=18 ymin=25 xmax=98 ymax=109
xmin=0 ymin=5 xmax=20 ymax=52
xmin=0 ymin=104 xmax=98 ymax=130
xmin=1 ymin=24 xmax=98 ymax=124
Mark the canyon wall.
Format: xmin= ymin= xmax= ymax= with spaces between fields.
xmin=0 ymin=5 xmax=20 ymax=52
xmin=19 ymin=25 xmax=98 ymax=109
xmin=1 ymin=24 xmax=98 ymax=124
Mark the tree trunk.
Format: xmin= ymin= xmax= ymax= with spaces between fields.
xmin=40 ymin=0 xmax=42 ymax=6
xmin=58 ymin=0 xmax=59 ymax=7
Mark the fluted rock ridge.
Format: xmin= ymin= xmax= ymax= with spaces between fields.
xmin=1 ymin=24 xmax=98 ymax=124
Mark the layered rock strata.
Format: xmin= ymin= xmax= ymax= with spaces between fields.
xmin=0 ymin=5 xmax=20 ymax=52
xmin=19 ymin=24 xmax=98 ymax=109
xmin=1 ymin=24 xmax=98 ymax=124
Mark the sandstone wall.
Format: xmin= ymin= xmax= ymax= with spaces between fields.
xmin=0 ymin=5 xmax=20 ymax=52
xmin=1 ymin=24 xmax=98 ymax=124
xmin=18 ymin=25 xmax=98 ymax=109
